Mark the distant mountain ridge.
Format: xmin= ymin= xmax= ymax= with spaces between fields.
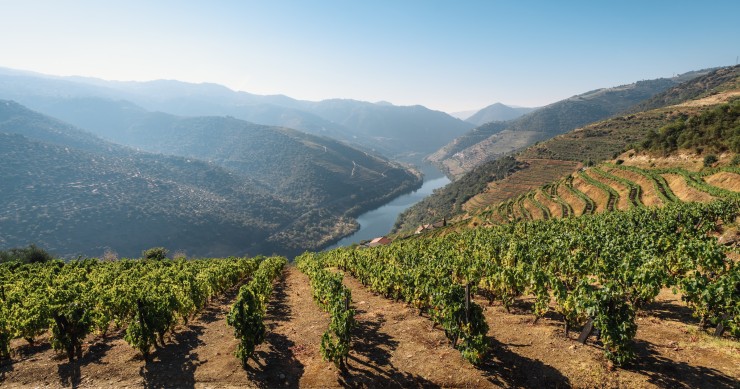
xmin=464 ymin=103 xmax=537 ymax=126
xmin=0 ymin=67 xmax=473 ymax=164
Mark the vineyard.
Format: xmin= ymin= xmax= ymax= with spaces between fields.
xmin=469 ymin=163 xmax=740 ymax=226
xmin=1 ymin=160 xmax=739 ymax=387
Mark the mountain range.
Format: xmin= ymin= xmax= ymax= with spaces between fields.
xmin=464 ymin=103 xmax=537 ymax=126
xmin=0 ymin=68 xmax=473 ymax=164
xmin=0 ymin=99 xmax=420 ymax=257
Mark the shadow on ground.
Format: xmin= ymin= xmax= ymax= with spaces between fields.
xmin=339 ymin=306 xmax=440 ymax=388
xmin=476 ymin=336 xmax=572 ymax=388
xmin=632 ymin=340 xmax=739 ymax=389
xmin=57 ymin=332 xmax=117 ymax=388
xmin=138 ymin=287 xmax=236 ymax=389
xmin=243 ymin=273 xmax=304 ymax=389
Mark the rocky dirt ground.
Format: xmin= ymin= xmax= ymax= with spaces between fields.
xmin=1 ymin=267 xmax=739 ymax=388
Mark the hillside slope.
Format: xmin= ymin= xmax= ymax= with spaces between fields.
xmin=428 ymin=70 xmax=713 ymax=178
xmin=0 ymin=101 xmax=420 ymax=257
xmin=397 ymin=65 xmax=739 ymax=233
xmin=33 ymin=105 xmax=422 ymax=209
xmin=0 ymin=131 xmax=290 ymax=258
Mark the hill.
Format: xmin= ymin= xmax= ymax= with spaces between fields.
xmin=295 ymin=99 xmax=474 ymax=160
xmin=0 ymin=101 xmax=421 ymax=257
xmin=427 ymin=70 xmax=714 ymax=179
xmin=465 ymin=102 xmax=537 ymax=126
xmin=398 ymin=65 xmax=739 ymax=233
xmin=0 ymin=131 xmax=290 ymax=258
xmin=0 ymin=68 xmax=473 ymax=164
xmin=15 ymin=100 xmax=421 ymax=209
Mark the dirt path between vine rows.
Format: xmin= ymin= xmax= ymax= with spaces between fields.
xmin=2 ymin=266 xmax=739 ymax=388
xmin=0 ymin=267 xmax=338 ymax=388
xmin=337 ymin=271 xmax=489 ymax=388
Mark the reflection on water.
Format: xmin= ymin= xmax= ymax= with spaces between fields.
xmin=327 ymin=168 xmax=450 ymax=249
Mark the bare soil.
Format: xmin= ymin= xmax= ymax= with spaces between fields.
xmin=661 ymin=173 xmax=715 ymax=203
xmin=590 ymin=170 xmax=632 ymax=211
xmin=673 ymin=90 xmax=740 ymax=108
xmin=705 ymin=171 xmax=740 ymax=192
xmin=2 ymin=267 xmax=739 ymax=388
xmin=557 ymin=182 xmax=587 ymax=217
xmin=573 ymin=176 xmax=609 ymax=214
xmin=535 ymin=189 xmax=563 ymax=219
xmin=463 ymin=159 xmax=580 ymax=213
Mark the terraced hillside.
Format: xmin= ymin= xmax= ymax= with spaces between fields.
xmin=396 ymin=65 xmax=740 ymax=232
xmin=471 ymin=161 xmax=739 ymax=227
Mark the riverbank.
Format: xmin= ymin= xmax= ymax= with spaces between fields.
xmin=326 ymin=165 xmax=450 ymax=250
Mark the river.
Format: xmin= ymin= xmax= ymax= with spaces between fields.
xmin=327 ymin=165 xmax=450 ymax=249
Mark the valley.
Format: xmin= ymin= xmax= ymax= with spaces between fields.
xmin=1 ymin=63 xmax=739 ymax=389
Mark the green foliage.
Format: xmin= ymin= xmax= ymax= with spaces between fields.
xmin=704 ymin=154 xmax=718 ymax=167
xmin=296 ymin=253 xmax=356 ymax=368
xmin=142 ymin=247 xmax=168 ymax=261
xmin=0 ymin=256 xmax=259 ymax=361
xmin=0 ymin=244 xmax=53 ymax=264
xmin=640 ymin=100 xmax=740 ymax=154
xmin=227 ymin=256 xmax=286 ymax=367
xmin=318 ymin=199 xmax=740 ymax=366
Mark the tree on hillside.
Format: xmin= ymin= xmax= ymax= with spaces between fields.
xmin=0 ymin=244 xmax=54 ymax=264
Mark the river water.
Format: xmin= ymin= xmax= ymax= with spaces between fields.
xmin=327 ymin=166 xmax=450 ymax=249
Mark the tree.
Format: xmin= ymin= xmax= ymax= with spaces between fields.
xmin=0 ymin=244 xmax=53 ymax=264
xmin=703 ymin=154 xmax=718 ymax=167
xmin=142 ymin=247 xmax=168 ymax=260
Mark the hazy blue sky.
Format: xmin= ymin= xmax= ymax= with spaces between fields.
xmin=1 ymin=0 xmax=738 ymax=112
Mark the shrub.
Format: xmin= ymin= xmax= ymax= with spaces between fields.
xmin=0 ymin=244 xmax=53 ymax=264
xmin=703 ymin=154 xmax=718 ymax=167
xmin=142 ymin=247 xmax=168 ymax=260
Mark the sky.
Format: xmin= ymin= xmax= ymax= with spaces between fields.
xmin=0 ymin=0 xmax=738 ymax=113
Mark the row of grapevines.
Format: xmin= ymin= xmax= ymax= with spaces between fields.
xmin=316 ymin=245 xmax=490 ymax=364
xmin=579 ymin=170 xmax=620 ymax=211
xmin=655 ymin=167 xmax=740 ymax=200
xmin=227 ymin=256 xmax=286 ymax=367
xmin=528 ymin=191 xmax=551 ymax=220
xmin=0 ymin=256 xmax=257 ymax=361
xmin=316 ymin=199 xmax=738 ymax=366
xmin=592 ymin=166 xmax=643 ymax=207
xmin=609 ymin=164 xmax=678 ymax=203
xmin=564 ymin=175 xmax=596 ymax=214
xmin=295 ymin=253 xmax=356 ymax=368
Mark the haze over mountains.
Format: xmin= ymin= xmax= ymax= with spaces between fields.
xmin=0 ymin=65 xmax=733 ymax=258
xmin=464 ymin=103 xmax=537 ymax=126
xmin=0 ymin=68 xmax=473 ymax=164
xmin=0 ymin=96 xmax=420 ymax=257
